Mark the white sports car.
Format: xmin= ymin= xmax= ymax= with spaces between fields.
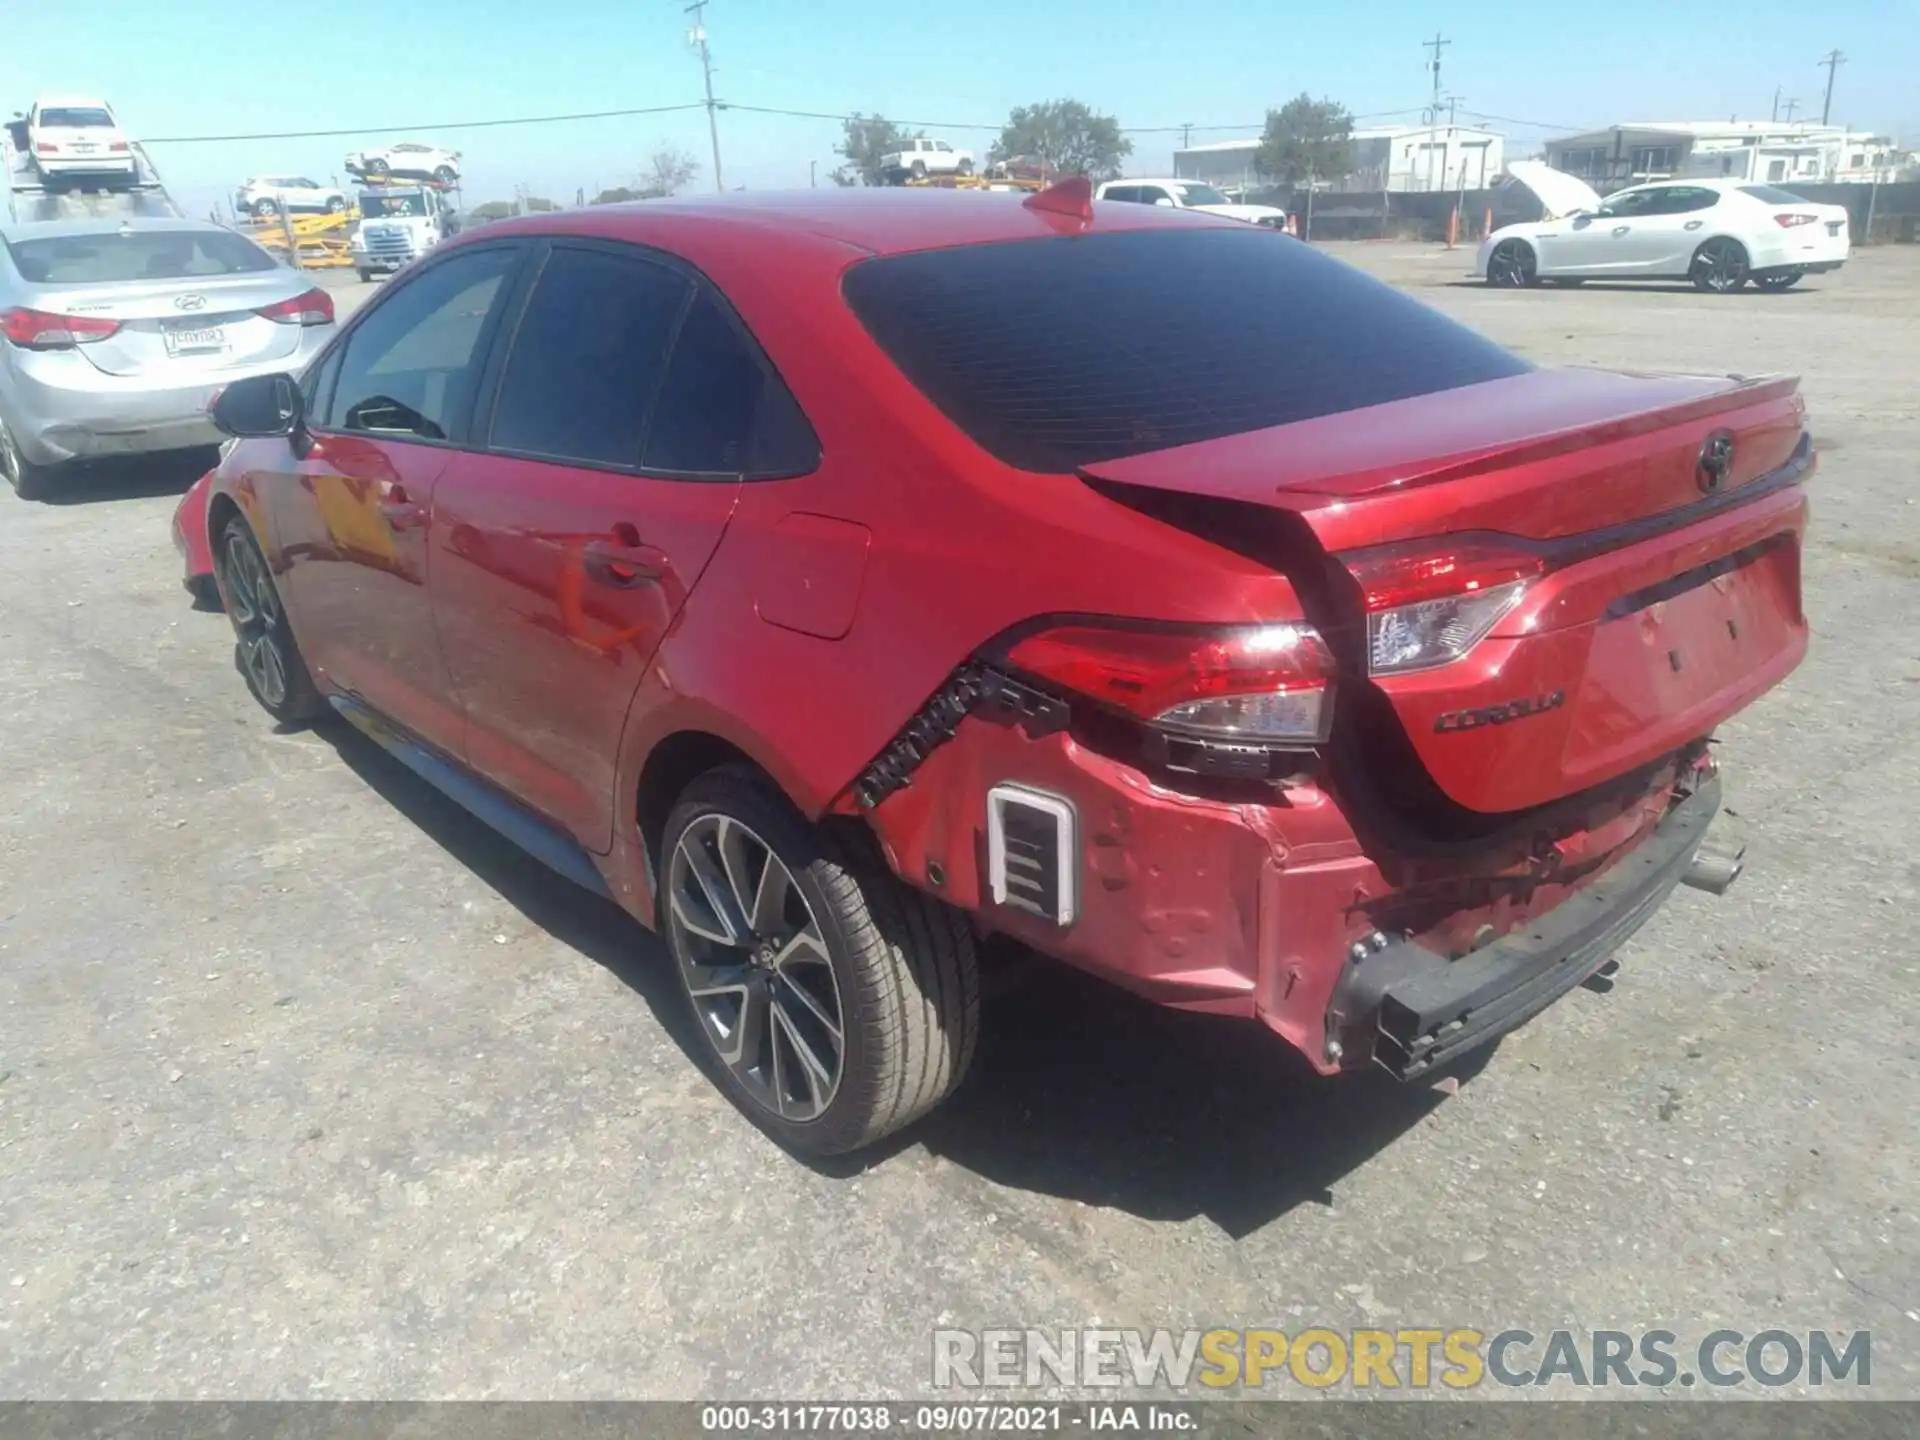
xmin=343 ymin=142 xmax=461 ymax=185
xmin=1477 ymin=161 xmax=1850 ymax=293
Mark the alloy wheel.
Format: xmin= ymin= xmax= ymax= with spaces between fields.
xmin=1693 ymin=239 xmax=1749 ymax=293
xmin=222 ymin=530 xmax=289 ymax=708
xmin=667 ymin=814 xmax=845 ymax=1123
xmin=1487 ymin=241 xmax=1535 ymax=287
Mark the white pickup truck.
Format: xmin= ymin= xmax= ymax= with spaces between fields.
xmin=881 ymin=137 xmax=975 ymax=182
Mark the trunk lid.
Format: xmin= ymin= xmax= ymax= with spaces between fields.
xmin=1079 ymin=366 xmax=1812 ymax=814
xmin=51 ymin=275 xmax=308 ymax=378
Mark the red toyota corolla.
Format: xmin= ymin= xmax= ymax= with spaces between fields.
xmin=196 ymin=182 xmax=1809 ymax=1155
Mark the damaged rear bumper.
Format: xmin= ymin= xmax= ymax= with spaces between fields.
xmin=1331 ymin=775 xmax=1722 ymax=1080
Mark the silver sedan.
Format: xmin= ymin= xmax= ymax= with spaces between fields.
xmin=0 ymin=218 xmax=337 ymax=499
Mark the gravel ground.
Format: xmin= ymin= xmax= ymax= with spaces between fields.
xmin=0 ymin=242 xmax=1914 ymax=1403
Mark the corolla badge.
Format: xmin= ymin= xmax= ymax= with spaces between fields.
xmin=173 ymin=293 xmax=209 ymax=311
xmin=1696 ymin=430 xmax=1735 ymax=493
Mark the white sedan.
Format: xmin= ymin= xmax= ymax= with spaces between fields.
xmin=1477 ymin=162 xmax=1850 ymax=293
xmin=343 ymin=142 xmax=461 ymax=185
xmin=1094 ymin=178 xmax=1289 ymax=228
xmin=25 ymin=95 xmax=136 ymax=184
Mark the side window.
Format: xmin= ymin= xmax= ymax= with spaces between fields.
xmin=1601 ymin=189 xmax=1655 ymax=217
xmin=642 ymin=290 xmax=766 ymax=475
xmin=934 ymin=140 xmax=952 ymax=153
xmin=1664 ymin=187 xmax=1719 ymax=214
xmin=1105 ymin=186 xmax=1140 ymax=204
xmin=302 ymin=341 xmax=343 ymax=418
xmin=324 ymin=245 xmax=518 ymax=440
xmin=489 ymin=246 xmax=689 ymax=467
xmin=1143 ymin=187 xmax=1173 ymax=205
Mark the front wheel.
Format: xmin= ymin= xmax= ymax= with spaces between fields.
xmin=1691 ymin=237 xmax=1750 ymax=293
xmin=432 ymin=166 xmax=457 ymax=185
xmin=660 ymin=766 xmax=980 ymax=1156
xmin=910 ymin=159 xmax=928 ymax=180
xmin=325 ymin=196 xmax=347 ymax=214
xmin=1485 ymin=239 xmax=1539 ymax=287
xmin=956 ymin=158 xmax=974 ymax=176
xmin=252 ymin=198 xmax=280 ymax=218
xmin=1754 ymin=268 xmax=1804 ymax=292
xmin=216 ymin=515 xmax=326 ymax=725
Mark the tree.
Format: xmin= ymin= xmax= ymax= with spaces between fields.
xmin=471 ymin=200 xmax=516 ymax=222
xmin=1254 ymin=94 xmax=1354 ymax=188
xmin=593 ymin=186 xmax=642 ymax=205
xmin=989 ymin=99 xmax=1131 ymax=181
xmin=832 ymin=113 xmax=917 ymax=187
xmin=638 ymin=147 xmax=699 ymax=198
xmin=470 ymin=196 xmax=556 ymax=221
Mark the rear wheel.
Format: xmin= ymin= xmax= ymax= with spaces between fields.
xmin=325 ymin=196 xmax=347 ymax=214
xmin=1691 ymin=237 xmax=1750 ymax=293
xmin=1754 ymin=268 xmax=1804 ymax=292
xmin=910 ymin=159 xmax=928 ymax=180
xmin=0 ymin=419 xmax=59 ymax=501
xmin=252 ymin=197 xmax=280 ymax=218
xmin=365 ymin=158 xmax=390 ymax=178
xmin=957 ymin=158 xmax=974 ymax=176
xmin=432 ymin=165 xmax=457 ymax=185
xmin=660 ymin=766 xmax=980 ymax=1156
xmin=1485 ymin=239 xmax=1538 ymax=287
xmin=216 ymin=515 xmax=325 ymax=725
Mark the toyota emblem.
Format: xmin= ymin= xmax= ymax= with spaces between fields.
xmin=1696 ymin=430 xmax=1735 ymax=493
xmin=174 ymin=293 xmax=208 ymax=312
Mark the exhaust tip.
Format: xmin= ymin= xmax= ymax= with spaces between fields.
xmin=1683 ymin=842 xmax=1746 ymax=896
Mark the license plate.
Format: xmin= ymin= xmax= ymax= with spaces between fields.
xmin=164 ymin=325 xmax=227 ymax=356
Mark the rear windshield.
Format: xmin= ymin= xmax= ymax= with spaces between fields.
xmin=843 ymin=227 xmax=1531 ymax=471
xmin=6 ymin=229 xmax=278 ymax=284
xmin=39 ymin=107 xmax=114 ymax=128
xmin=1738 ymin=185 xmax=1810 ymax=205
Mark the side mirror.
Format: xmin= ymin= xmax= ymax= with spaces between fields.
xmin=210 ymin=372 xmax=303 ymax=439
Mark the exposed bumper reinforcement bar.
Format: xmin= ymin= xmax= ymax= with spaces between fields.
xmin=1338 ymin=776 xmax=1725 ymax=1080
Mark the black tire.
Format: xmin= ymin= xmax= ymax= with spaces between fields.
xmin=1690 ymin=237 xmax=1751 ymax=293
xmin=1485 ymin=238 xmax=1539 ymax=287
xmin=215 ymin=515 xmax=326 ymax=725
xmin=957 ymin=158 xmax=974 ymax=176
xmin=356 ymin=268 xmax=376 ymax=282
xmin=325 ymin=196 xmax=347 ymax=214
xmin=432 ymin=166 xmax=457 ymax=186
xmin=910 ymin=159 xmax=928 ymax=179
xmin=659 ymin=765 xmax=980 ymax=1156
xmin=0 ymin=419 xmax=59 ymax=501
xmin=252 ymin=197 xmax=279 ymax=218
xmin=1754 ymin=269 xmax=1803 ymax=292
xmin=365 ymin=157 xmax=390 ymax=177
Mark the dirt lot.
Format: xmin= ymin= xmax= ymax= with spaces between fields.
xmin=1 ymin=245 xmax=1915 ymax=1401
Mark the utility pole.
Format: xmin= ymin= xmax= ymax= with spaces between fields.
xmin=1423 ymin=32 xmax=1450 ymax=122
xmin=1181 ymin=122 xmax=1193 ymax=150
xmin=1818 ymin=48 xmax=1845 ymax=125
xmin=1782 ymin=96 xmax=1801 ymax=122
xmin=686 ymin=0 xmax=723 ymax=193
xmin=1771 ymin=86 xmax=1781 ymax=122
xmin=809 ymin=159 xmax=817 ymax=188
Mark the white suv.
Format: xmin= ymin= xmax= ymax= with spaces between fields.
xmin=882 ymin=137 xmax=975 ymax=182
xmin=235 ymin=176 xmax=350 ymax=218
xmin=344 ymin=142 xmax=461 ymax=185
xmin=1095 ymin=178 xmax=1290 ymax=228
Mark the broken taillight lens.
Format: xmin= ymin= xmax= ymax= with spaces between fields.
xmin=1005 ymin=621 xmax=1335 ymax=744
xmin=1342 ymin=534 xmax=1545 ymax=675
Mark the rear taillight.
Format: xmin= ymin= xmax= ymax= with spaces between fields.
xmin=109 ymin=141 xmax=129 ymax=152
xmin=1774 ymin=213 xmax=1819 ymax=228
xmin=34 ymin=142 xmax=58 ymax=154
xmin=254 ymin=287 xmax=334 ymax=326
xmin=0 ymin=306 xmax=121 ymax=349
xmin=1342 ymin=534 xmax=1545 ymax=676
xmin=1005 ymin=621 xmax=1335 ymax=744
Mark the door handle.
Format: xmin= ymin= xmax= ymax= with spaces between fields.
xmin=583 ymin=522 xmax=662 ymax=587
xmin=1611 ymin=225 xmax=1631 ymax=236
xmin=1684 ymin=220 xmax=1704 ymax=230
xmin=376 ymin=482 xmax=428 ymax=530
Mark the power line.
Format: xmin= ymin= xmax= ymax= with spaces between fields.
xmin=143 ymin=102 xmax=708 ymax=144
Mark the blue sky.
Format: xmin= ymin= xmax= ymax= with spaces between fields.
xmin=6 ymin=0 xmax=1916 ymax=217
